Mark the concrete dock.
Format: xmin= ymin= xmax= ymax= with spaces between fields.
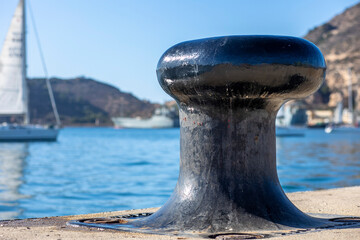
xmin=0 ymin=186 xmax=359 ymax=239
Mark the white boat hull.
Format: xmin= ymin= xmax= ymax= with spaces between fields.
xmin=112 ymin=116 xmax=174 ymax=129
xmin=0 ymin=126 xmax=59 ymax=141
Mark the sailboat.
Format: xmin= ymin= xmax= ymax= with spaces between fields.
xmin=325 ymin=68 xmax=360 ymax=134
xmin=0 ymin=0 xmax=60 ymax=141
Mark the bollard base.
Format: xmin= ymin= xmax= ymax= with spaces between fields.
xmin=0 ymin=187 xmax=360 ymax=240
xmin=68 ymin=211 xmax=360 ymax=238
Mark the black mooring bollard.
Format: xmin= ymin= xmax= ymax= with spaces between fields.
xmin=72 ymin=35 xmax=335 ymax=235
xmin=133 ymin=36 xmax=328 ymax=232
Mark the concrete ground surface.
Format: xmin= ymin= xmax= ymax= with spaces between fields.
xmin=0 ymin=186 xmax=359 ymax=240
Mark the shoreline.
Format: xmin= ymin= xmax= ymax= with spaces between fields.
xmin=0 ymin=186 xmax=359 ymax=239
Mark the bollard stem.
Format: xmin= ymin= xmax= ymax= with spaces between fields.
xmin=133 ymin=102 xmax=325 ymax=232
xmin=178 ymin=105 xmax=278 ymax=191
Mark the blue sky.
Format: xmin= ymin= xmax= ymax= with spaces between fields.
xmin=0 ymin=0 xmax=358 ymax=103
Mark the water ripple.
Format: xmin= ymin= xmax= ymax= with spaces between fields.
xmin=0 ymin=128 xmax=358 ymax=220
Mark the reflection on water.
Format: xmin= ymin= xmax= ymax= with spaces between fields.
xmin=0 ymin=128 xmax=359 ymax=220
xmin=277 ymin=129 xmax=360 ymax=192
xmin=0 ymin=143 xmax=28 ymax=219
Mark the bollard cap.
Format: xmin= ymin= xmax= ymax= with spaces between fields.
xmin=157 ymin=35 xmax=326 ymax=103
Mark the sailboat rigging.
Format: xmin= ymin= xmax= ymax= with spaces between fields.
xmin=0 ymin=0 xmax=60 ymax=141
xmin=27 ymin=0 xmax=61 ymax=127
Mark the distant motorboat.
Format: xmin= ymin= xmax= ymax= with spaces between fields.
xmin=307 ymin=123 xmax=327 ymax=129
xmin=112 ymin=107 xmax=178 ymax=129
xmin=0 ymin=0 xmax=61 ymax=141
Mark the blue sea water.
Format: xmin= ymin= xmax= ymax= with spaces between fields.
xmin=0 ymin=127 xmax=359 ymax=220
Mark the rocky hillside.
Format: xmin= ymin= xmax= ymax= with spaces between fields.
xmin=28 ymin=77 xmax=158 ymax=125
xmin=27 ymin=4 xmax=360 ymax=125
xmin=304 ymin=2 xmax=360 ymax=110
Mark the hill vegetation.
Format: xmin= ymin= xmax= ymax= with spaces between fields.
xmin=28 ymin=77 xmax=158 ymax=125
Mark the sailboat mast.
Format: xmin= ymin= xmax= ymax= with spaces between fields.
xmin=28 ymin=0 xmax=61 ymax=127
xmin=23 ymin=0 xmax=30 ymax=125
xmin=348 ymin=68 xmax=355 ymax=126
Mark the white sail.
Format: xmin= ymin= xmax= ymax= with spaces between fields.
xmin=0 ymin=0 xmax=59 ymax=142
xmin=0 ymin=0 xmax=27 ymax=117
xmin=334 ymin=101 xmax=343 ymax=124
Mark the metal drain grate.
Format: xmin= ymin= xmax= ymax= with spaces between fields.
xmin=329 ymin=217 xmax=360 ymax=223
xmin=81 ymin=218 xmax=128 ymax=224
xmin=77 ymin=212 xmax=153 ymax=225
xmin=111 ymin=212 xmax=153 ymax=219
xmin=208 ymin=233 xmax=265 ymax=239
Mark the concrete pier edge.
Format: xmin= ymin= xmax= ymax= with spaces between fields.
xmin=0 ymin=186 xmax=359 ymax=239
